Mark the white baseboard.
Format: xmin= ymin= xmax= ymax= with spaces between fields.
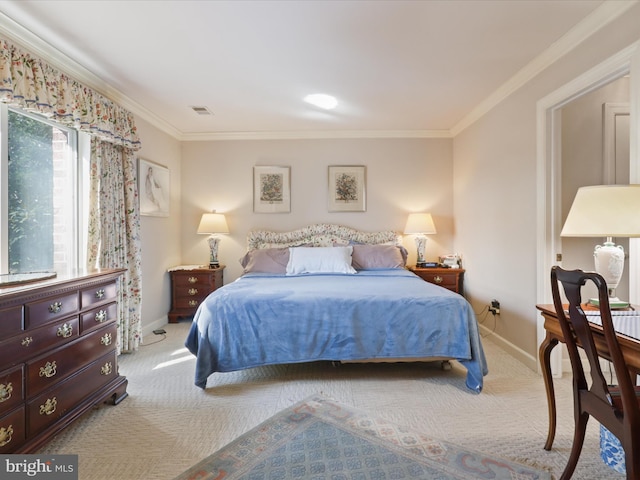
xmin=142 ymin=315 xmax=169 ymax=339
xmin=478 ymin=324 xmax=538 ymax=372
xmin=487 ymin=327 xmax=610 ymax=379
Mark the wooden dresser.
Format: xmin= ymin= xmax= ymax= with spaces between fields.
xmin=168 ymin=266 xmax=224 ymax=323
xmin=409 ymin=266 xmax=465 ymax=295
xmin=0 ymin=269 xmax=128 ymax=453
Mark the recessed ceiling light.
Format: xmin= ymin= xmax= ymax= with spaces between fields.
xmin=304 ymin=94 xmax=338 ymax=110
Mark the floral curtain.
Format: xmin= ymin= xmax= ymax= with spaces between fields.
xmin=0 ymin=39 xmax=143 ymax=351
xmin=0 ymin=39 xmax=140 ymax=149
xmin=87 ymin=139 xmax=142 ymax=352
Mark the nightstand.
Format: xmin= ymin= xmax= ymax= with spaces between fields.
xmin=168 ymin=265 xmax=224 ymax=323
xmin=409 ymin=266 xmax=465 ymax=295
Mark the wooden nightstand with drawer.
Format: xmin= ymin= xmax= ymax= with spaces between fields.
xmin=409 ymin=266 xmax=465 ymax=295
xmin=168 ymin=266 xmax=224 ymax=323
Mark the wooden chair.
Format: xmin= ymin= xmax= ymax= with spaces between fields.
xmin=550 ymin=266 xmax=640 ymax=479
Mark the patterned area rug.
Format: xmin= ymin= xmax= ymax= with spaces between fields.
xmin=174 ymin=394 xmax=550 ymax=480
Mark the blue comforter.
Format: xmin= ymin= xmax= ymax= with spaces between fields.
xmin=185 ymin=269 xmax=488 ymax=392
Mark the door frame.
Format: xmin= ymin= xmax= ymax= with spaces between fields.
xmin=536 ymin=41 xmax=640 ymax=375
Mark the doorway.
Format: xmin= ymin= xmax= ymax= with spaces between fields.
xmin=560 ymin=80 xmax=630 ymax=301
xmin=536 ymin=42 xmax=640 ymax=374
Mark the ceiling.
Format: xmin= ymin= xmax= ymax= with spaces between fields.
xmin=0 ymin=0 xmax=632 ymax=140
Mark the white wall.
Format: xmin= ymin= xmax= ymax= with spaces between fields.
xmin=134 ymin=117 xmax=183 ymax=335
xmin=453 ymin=4 xmax=640 ymax=367
xmin=180 ymin=138 xmax=453 ymax=282
xmin=133 ymin=4 xmax=640 ymax=367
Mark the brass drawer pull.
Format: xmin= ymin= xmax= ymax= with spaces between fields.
xmin=57 ymin=323 xmax=73 ymax=338
xmin=188 ymin=288 xmax=198 ymax=295
xmin=95 ymin=309 xmax=107 ymax=323
xmin=39 ymin=361 xmax=57 ymax=378
xmin=188 ymin=300 xmax=198 ymax=307
xmin=188 ymin=276 xmax=198 ymax=284
xmin=101 ymin=362 xmax=113 ymax=375
xmin=21 ymin=336 xmax=33 ymax=347
xmin=433 ymin=276 xmax=443 ymax=284
xmin=0 ymin=425 xmax=13 ymax=447
xmin=0 ymin=382 xmax=13 ymax=402
xmin=101 ymin=333 xmax=112 ymax=346
xmin=49 ymin=301 xmax=63 ymax=313
xmin=39 ymin=397 xmax=57 ymax=416
xmin=95 ymin=288 xmax=105 ymax=299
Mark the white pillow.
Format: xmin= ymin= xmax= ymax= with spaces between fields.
xmin=286 ymin=246 xmax=357 ymax=275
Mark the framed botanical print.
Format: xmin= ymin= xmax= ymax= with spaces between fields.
xmin=139 ymin=158 xmax=170 ymax=217
xmin=328 ymin=165 xmax=366 ymax=212
xmin=253 ymin=166 xmax=291 ymax=213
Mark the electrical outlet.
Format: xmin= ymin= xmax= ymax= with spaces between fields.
xmin=489 ymin=299 xmax=500 ymax=315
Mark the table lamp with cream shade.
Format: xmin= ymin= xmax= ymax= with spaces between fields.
xmin=561 ymin=185 xmax=640 ymax=307
xmin=404 ymin=213 xmax=437 ymax=268
xmin=197 ymin=211 xmax=229 ymax=268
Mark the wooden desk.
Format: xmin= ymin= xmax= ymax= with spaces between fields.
xmin=536 ymin=304 xmax=640 ymax=451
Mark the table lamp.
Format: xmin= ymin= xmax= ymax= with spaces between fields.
xmin=197 ymin=211 xmax=229 ymax=268
xmin=404 ymin=213 xmax=437 ymax=268
xmin=561 ymin=185 xmax=640 ymax=307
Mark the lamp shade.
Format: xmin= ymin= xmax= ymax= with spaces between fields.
xmin=404 ymin=213 xmax=437 ymax=235
xmin=197 ymin=212 xmax=229 ymax=234
xmin=561 ymin=185 xmax=640 ymax=238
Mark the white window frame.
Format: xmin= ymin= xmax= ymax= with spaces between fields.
xmin=0 ymin=104 xmax=89 ymax=274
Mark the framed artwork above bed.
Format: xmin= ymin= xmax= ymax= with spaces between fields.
xmin=253 ymin=165 xmax=291 ymax=213
xmin=328 ymin=165 xmax=366 ymax=212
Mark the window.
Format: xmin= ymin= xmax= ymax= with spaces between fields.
xmin=1 ymin=106 xmax=88 ymax=275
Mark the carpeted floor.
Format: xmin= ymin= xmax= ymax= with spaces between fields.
xmin=174 ymin=393 xmax=551 ymax=480
xmin=37 ymin=322 xmax=623 ymax=480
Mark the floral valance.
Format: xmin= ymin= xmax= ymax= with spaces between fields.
xmin=0 ymin=39 xmax=141 ymax=150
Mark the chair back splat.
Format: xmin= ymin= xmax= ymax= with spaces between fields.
xmin=550 ymin=266 xmax=640 ymax=480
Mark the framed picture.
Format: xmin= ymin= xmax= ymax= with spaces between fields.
xmin=253 ymin=166 xmax=291 ymax=213
xmin=138 ymin=158 xmax=170 ymax=217
xmin=328 ymin=165 xmax=366 ymax=212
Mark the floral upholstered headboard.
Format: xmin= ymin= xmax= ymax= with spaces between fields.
xmin=247 ymin=224 xmax=399 ymax=251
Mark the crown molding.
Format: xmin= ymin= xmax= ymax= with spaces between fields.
xmin=179 ymin=129 xmax=452 ymax=141
xmin=451 ymin=0 xmax=638 ymax=136
xmin=0 ymin=11 xmax=182 ymax=139
xmin=1 ymin=0 xmax=634 ymax=142
xmin=0 ymin=10 xmax=450 ymax=142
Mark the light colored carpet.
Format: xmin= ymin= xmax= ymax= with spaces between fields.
xmin=37 ymin=322 xmax=622 ymax=480
xmin=174 ymin=393 xmax=552 ymax=480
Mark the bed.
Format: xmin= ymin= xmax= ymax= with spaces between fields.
xmin=185 ymin=224 xmax=488 ymax=393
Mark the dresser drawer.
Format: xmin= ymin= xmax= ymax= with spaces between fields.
xmin=173 ymin=296 xmax=206 ymax=310
xmin=26 ymin=323 xmax=117 ymax=398
xmin=0 ymin=365 xmax=24 ymax=414
xmin=80 ymin=280 xmax=117 ymax=309
xmin=0 ymin=306 xmax=23 ymax=340
xmin=410 ymin=267 xmax=464 ymax=295
xmin=173 ymin=284 xmax=211 ymax=300
xmin=172 ymin=271 xmax=215 ymax=288
xmin=81 ymin=302 xmax=117 ymax=334
xmin=27 ymin=351 xmax=117 ymax=436
xmin=0 ymin=406 xmax=25 ymax=453
xmin=0 ymin=317 xmax=79 ymax=367
xmin=417 ymin=271 xmax=457 ymax=288
xmin=25 ymin=292 xmax=79 ymax=329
